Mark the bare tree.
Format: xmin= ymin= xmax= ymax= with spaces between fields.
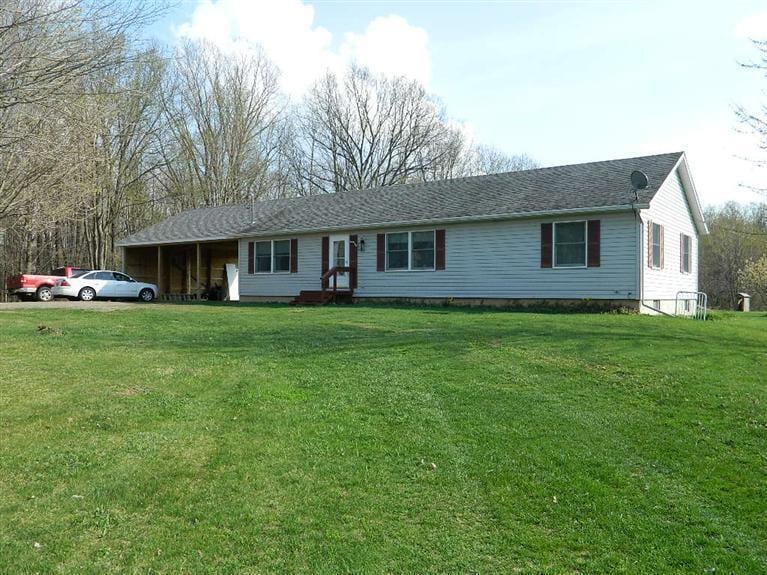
xmin=70 ymin=48 xmax=166 ymax=268
xmin=287 ymin=67 xmax=538 ymax=194
xmin=465 ymin=145 xmax=538 ymax=175
xmin=157 ymin=40 xmax=284 ymax=209
xmin=289 ymin=66 xmax=461 ymax=194
xmin=0 ymin=0 xmax=162 ymax=112
xmin=427 ymin=140 xmax=539 ymax=180
xmin=0 ymin=0 xmax=165 ymax=220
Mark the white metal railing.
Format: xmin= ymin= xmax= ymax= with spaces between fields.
xmin=675 ymin=291 xmax=707 ymax=321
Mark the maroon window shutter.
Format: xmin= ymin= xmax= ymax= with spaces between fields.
xmin=290 ymin=238 xmax=298 ymax=273
xmin=321 ymin=236 xmax=329 ymax=274
xmin=587 ymin=220 xmax=601 ymax=267
xmin=247 ymin=241 xmax=254 ymax=274
xmin=647 ymin=221 xmax=653 ymax=268
xmin=349 ymin=234 xmax=358 ymax=288
xmin=435 ymin=229 xmax=446 ymax=270
xmin=680 ymin=233 xmax=684 ymax=271
xmin=376 ymin=233 xmax=385 ymax=271
xmin=541 ymin=223 xmax=553 ymax=268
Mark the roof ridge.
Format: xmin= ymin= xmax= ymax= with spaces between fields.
xmin=239 ymin=150 xmax=686 ymax=209
xmin=351 ymin=151 xmax=686 ymax=193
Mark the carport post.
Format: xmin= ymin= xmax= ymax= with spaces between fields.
xmin=156 ymin=245 xmax=162 ymax=294
xmin=196 ymin=242 xmax=201 ymax=299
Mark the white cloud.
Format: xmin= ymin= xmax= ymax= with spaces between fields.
xmin=734 ymin=10 xmax=767 ymax=39
xmin=175 ymin=0 xmax=431 ymax=96
xmin=340 ymin=15 xmax=430 ymax=86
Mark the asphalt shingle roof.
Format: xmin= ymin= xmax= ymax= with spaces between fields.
xmin=117 ymin=151 xmax=684 ymax=246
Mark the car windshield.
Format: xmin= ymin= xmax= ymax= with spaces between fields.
xmin=50 ymin=268 xmax=67 ymax=276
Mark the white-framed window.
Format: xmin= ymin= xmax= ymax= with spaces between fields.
xmin=681 ymin=234 xmax=691 ymax=274
xmin=255 ymin=240 xmax=291 ymax=274
xmin=651 ymin=222 xmax=663 ymax=269
xmin=386 ymin=230 xmax=435 ymax=271
xmin=553 ymin=221 xmax=587 ymax=268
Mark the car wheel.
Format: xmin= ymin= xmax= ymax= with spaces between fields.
xmin=79 ymin=287 xmax=96 ymax=302
xmin=36 ymin=286 xmax=54 ymax=302
xmin=138 ymin=288 xmax=155 ymax=302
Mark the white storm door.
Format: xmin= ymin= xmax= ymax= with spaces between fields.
xmin=328 ymin=235 xmax=349 ymax=289
xmin=225 ymin=263 xmax=239 ymax=301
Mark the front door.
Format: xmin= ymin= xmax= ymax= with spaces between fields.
xmin=328 ymin=235 xmax=349 ymax=289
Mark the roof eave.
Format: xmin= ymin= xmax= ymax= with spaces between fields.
xmin=116 ymin=235 xmax=241 ymax=248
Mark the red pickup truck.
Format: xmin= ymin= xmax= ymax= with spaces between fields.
xmin=6 ymin=266 xmax=89 ymax=302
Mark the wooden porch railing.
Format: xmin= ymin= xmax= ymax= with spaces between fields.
xmin=320 ymin=266 xmax=354 ymax=300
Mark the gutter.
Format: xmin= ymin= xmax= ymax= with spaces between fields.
xmin=116 ymin=235 xmax=241 ymax=248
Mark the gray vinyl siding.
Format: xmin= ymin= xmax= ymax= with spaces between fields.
xmin=238 ymin=236 xmax=323 ymax=296
xmin=640 ymin=169 xmax=698 ymax=303
xmin=239 ymin=213 xmax=639 ymax=300
xmin=356 ymin=214 xmax=638 ymax=299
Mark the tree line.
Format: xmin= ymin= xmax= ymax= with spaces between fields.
xmin=700 ymin=203 xmax=767 ymax=310
xmin=0 ymin=0 xmax=535 ymax=278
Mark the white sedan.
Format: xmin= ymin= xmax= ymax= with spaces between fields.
xmin=53 ymin=270 xmax=158 ymax=302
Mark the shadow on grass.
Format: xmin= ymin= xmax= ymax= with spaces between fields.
xmin=154 ymin=299 xmax=641 ymax=316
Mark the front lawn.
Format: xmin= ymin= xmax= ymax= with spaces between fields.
xmin=0 ymin=305 xmax=765 ymax=574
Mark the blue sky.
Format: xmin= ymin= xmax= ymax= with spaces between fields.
xmin=153 ymin=0 xmax=767 ymax=206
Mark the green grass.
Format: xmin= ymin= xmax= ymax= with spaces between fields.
xmin=0 ymin=304 xmax=765 ymax=574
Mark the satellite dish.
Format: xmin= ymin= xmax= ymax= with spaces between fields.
xmin=630 ymin=170 xmax=649 ymax=190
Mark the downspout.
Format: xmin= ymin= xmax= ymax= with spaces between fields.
xmin=633 ymin=201 xmax=644 ymax=311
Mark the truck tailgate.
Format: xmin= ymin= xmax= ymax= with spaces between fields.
xmin=6 ymin=274 xmax=24 ymax=290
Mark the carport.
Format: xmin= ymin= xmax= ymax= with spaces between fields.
xmin=117 ymin=204 xmax=252 ymax=300
xmin=123 ymin=240 xmax=238 ymax=299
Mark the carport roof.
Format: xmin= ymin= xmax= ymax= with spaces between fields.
xmin=117 ymin=151 xmax=698 ymax=247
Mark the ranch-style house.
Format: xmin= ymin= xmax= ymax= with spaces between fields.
xmin=117 ymin=151 xmax=707 ymax=313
